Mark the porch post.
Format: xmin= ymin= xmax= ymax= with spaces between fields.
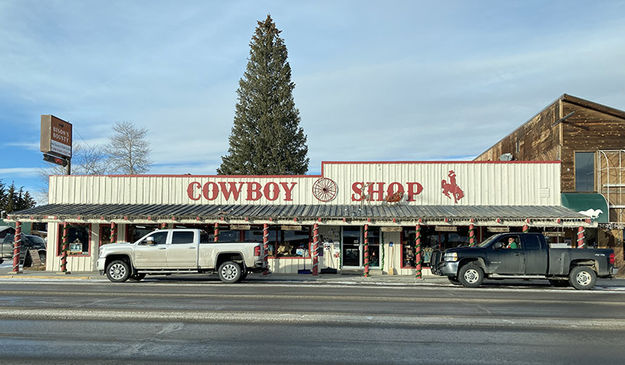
xmin=469 ymin=220 xmax=475 ymax=247
xmin=12 ymin=221 xmax=21 ymax=273
xmin=61 ymin=222 xmax=68 ymax=273
xmin=312 ymin=223 xmax=319 ymax=276
xmin=577 ymin=226 xmax=585 ymax=248
xmin=263 ymin=223 xmax=269 ymax=275
xmin=415 ymin=219 xmax=422 ymax=279
xmin=214 ymin=222 xmax=219 ymax=243
xmin=364 ymin=224 xmax=369 ymax=277
xmin=110 ymin=222 xmax=117 ymax=243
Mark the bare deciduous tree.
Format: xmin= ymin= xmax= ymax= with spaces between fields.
xmin=104 ymin=122 xmax=151 ymax=174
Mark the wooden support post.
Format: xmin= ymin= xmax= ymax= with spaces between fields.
xmin=214 ymin=222 xmax=219 ymax=243
xmin=364 ymin=224 xmax=369 ymax=277
xmin=415 ymin=220 xmax=422 ymax=279
xmin=312 ymin=223 xmax=319 ymax=276
xmin=61 ymin=222 xmax=68 ymax=273
xmin=577 ymin=226 xmax=585 ymax=248
xmin=12 ymin=221 xmax=21 ymax=273
xmin=110 ymin=222 xmax=117 ymax=243
xmin=263 ymin=223 xmax=269 ymax=275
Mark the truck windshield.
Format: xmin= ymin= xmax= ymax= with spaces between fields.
xmin=477 ymin=235 xmax=498 ymax=248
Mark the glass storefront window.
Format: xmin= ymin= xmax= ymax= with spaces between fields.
xmin=57 ymin=224 xmax=90 ymax=256
xmin=277 ymin=228 xmax=311 ymax=258
xmin=99 ymin=225 xmax=111 ymax=246
xmin=127 ymin=224 xmax=159 ymax=243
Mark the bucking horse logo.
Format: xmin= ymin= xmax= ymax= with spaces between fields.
xmin=441 ymin=170 xmax=464 ymax=203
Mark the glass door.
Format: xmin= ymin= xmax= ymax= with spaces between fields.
xmin=342 ymin=227 xmax=361 ymax=267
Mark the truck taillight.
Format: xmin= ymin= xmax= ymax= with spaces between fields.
xmin=609 ymin=253 xmax=615 ymax=265
xmin=254 ymin=246 xmax=261 ymax=257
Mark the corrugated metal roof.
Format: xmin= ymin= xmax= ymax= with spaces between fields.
xmin=9 ymin=203 xmax=589 ymax=221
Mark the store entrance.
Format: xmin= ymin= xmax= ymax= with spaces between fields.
xmin=342 ymin=226 xmax=361 ymax=267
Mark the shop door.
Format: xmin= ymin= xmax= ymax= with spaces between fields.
xmin=342 ymin=227 xmax=361 ymax=267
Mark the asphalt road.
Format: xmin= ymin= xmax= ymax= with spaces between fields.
xmin=0 ymin=279 xmax=624 ymax=364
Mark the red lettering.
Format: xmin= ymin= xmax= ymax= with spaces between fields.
xmin=247 ymin=182 xmax=262 ymax=201
xmin=280 ymin=182 xmax=297 ymax=201
xmin=387 ymin=182 xmax=404 ymax=195
xmin=263 ymin=182 xmax=279 ymax=201
xmin=406 ymin=182 xmax=423 ymax=201
xmin=187 ymin=182 xmax=201 ymax=201
xmin=351 ymin=182 xmax=364 ymax=201
xmin=202 ymin=182 xmax=219 ymax=201
xmin=367 ymin=182 xmax=385 ymax=201
xmin=219 ymin=182 xmax=243 ymax=200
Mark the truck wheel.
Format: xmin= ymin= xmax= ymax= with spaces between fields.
xmin=448 ymin=276 xmax=461 ymax=285
xmin=218 ymin=261 xmax=242 ymax=283
xmin=569 ymin=266 xmax=596 ymax=290
xmin=106 ymin=260 xmax=130 ymax=283
xmin=458 ymin=263 xmax=484 ymax=288
xmin=549 ymin=279 xmax=569 ymax=287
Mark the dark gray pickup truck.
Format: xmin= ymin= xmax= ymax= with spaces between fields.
xmin=430 ymin=232 xmax=617 ymax=290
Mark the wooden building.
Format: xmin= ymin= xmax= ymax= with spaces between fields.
xmin=474 ymin=94 xmax=625 ymax=271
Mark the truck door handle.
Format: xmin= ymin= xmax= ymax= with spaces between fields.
xmin=188 ymin=247 xmax=195 ymax=249
xmin=158 ymin=247 xmax=166 ymax=250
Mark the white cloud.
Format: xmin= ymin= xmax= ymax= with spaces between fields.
xmin=0 ymin=167 xmax=42 ymax=177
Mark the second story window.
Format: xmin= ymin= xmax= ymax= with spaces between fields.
xmin=575 ymin=152 xmax=595 ymax=192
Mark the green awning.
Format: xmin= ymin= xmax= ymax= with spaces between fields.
xmin=561 ymin=193 xmax=609 ymax=223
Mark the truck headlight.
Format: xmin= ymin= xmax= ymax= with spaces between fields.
xmin=444 ymin=252 xmax=458 ymax=262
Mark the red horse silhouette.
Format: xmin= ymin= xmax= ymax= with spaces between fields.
xmin=441 ymin=170 xmax=464 ymax=203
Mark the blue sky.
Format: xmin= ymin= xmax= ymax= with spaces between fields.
xmin=1 ymin=0 xmax=625 ymax=204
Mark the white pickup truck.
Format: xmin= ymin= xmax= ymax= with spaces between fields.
xmin=97 ymin=229 xmax=267 ymax=283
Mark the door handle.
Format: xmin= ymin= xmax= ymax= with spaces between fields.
xmin=158 ymin=247 xmax=166 ymax=250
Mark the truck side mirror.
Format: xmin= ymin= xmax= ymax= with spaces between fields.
xmin=494 ymin=242 xmax=503 ymax=249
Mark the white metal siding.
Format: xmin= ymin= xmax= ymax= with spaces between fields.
xmin=49 ymin=162 xmax=560 ymax=206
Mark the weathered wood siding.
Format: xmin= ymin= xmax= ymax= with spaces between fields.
xmin=474 ymin=102 xmax=560 ymax=162
xmin=561 ymin=100 xmax=625 ymax=192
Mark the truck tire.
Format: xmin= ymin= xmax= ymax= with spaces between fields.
xmin=458 ymin=263 xmax=484 ymax=288
xmin=569 ymin=266 xmax=596 ymax=290
xmin=448 ymin=276 xmax=461 ymax=285
xmin=218 ymin=261 xmax=242 ymax=283
xmin=106 ymin=260 xmax=131 ymax=283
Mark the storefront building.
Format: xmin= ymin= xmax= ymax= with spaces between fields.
xmin=7 ymin=161 xmax=593 ymax=275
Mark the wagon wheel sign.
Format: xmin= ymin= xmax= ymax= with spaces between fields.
xmin=312 ymin=178 xmax=338 ymax=202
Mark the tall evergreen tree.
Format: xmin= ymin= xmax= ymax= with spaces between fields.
xmin=218 ymin=15 xmax=309 ymax=175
